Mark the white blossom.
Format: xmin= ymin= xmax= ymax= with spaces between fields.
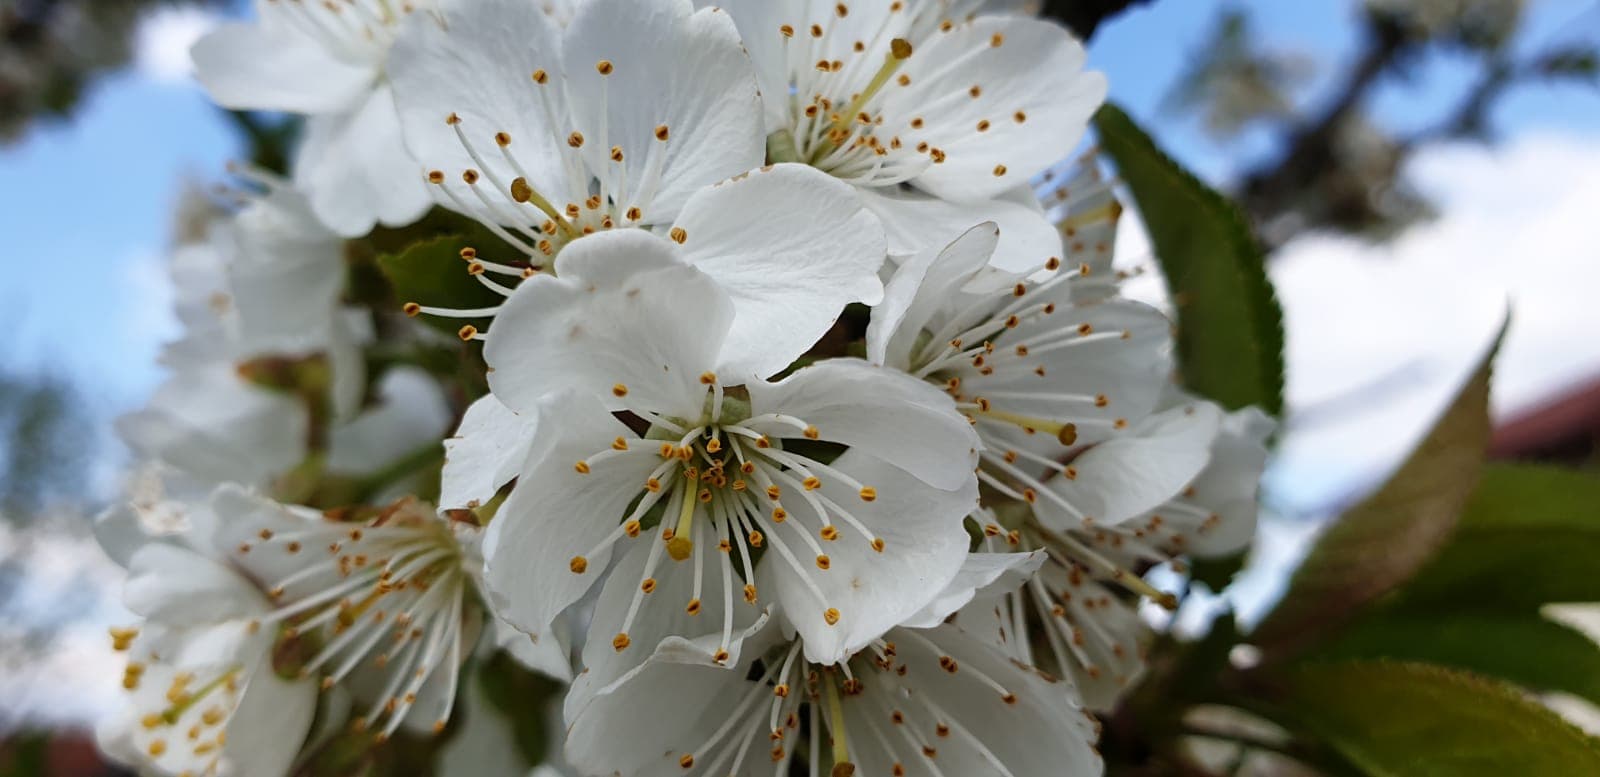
xmin=388 ymin=0 xmax=777 ymax=272
xmin=191 ymin=1 xmax=437 ymax=235
xmin=213 ymin=486 xmax=508 ymax=740
xmin=464 ymin=230 xmax=980 ymax=668
xmin=959 ymin=399 xmax=1275 ymax=709
xmin=709 ymin=0 xmax=1106 ymax=264
xmin=565 ymin=556 xmax=1103 ymax=777
xmin=867 ymin=221 xmax=1175 ymax=507
xmin=94 ymin=494 xmax=317 ymax=777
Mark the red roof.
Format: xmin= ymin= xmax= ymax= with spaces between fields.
xmin=1489 ymin=372 xmax=1600 ymax=460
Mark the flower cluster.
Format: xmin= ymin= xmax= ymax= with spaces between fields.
xmin=98 ymin=0 xmax=1271 ymax=775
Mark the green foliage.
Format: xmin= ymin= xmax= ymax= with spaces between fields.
xmin=1253 ymin=326 xmax=1503 ymax=654
xmin=476 ymin=651 xmax=565 ymax=767
xmin=1305 ymin=464 xmax=1600 ymax=706
xmin=1093 ymin=102 xmax=1285 ymax=418
xmin=1092 ymin=102 xmax=1284 ymax=589
xmin=1313 ymin=613 xmax=1600 ymax=708
xmin=376 ymin=235 xmax=508 ymax=337
xmin=1387 ymin=464 xmax=1600 ymax=611
xmin=1279 ymin=661 xmax=1600 ymax=776
xmin=0 ymin=733 xmax=48 ymax=777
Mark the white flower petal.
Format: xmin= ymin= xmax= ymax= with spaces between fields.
xmin=866 ymin=222 xmax=1000 ymax=369
xmin=562 ymin=0 xmax=764 ymax=220
xmin=485 ymin=230 xmax=732 ymax=416
xmin=565 ymin=646 xmax=766 ymax=777
xmin=441 ymin=394 xmax=539 ymax=511
xmin=1040 ymin=401 xmax=1223 ymax=529
xmin=899 ymin=549 xmax=1046 ymax=629
xmin=672 ymin=164 xmax=886 ymax=379
xmin=743 ymin=359 xmax=981 ymax=491
xmin=207 ymin=485 xmax=332 ymax=595
xmin=975 ymin=297 xmax=1176 ymax=449
xmin=698 ymin=0 xmax=806 ymax=132
xmin=850 ymin=624 xmax=1102 ymax=776
xmin=565 ymin=539 xmax=767 ymax=722
xmin=94 ymin=503 xmax=149 ymax=569
xmin=855 ymin=183 xmax=1063 ymax=268
xmin=325 ymin=366 xmax=452 ymax=477
xmin=293 ymin=84 xmax=433 ymax=237
xmin=493 ymin=610 xmax=573 ymax=682
xmin=757 ymin=450 xmax=976 ymax=664
xmin=891 ymin=16 xmax=1105 ymax=200
xmin=191 ymin=22 xmax=374 ymax=114
xmin=390 ymin=0 xmax=575 ymax=227
xmin=123 ymin=543 xmax=269 ymax=625
xmin=218 ymin=656 xmax=319 ymax=777
xmin=482 ymin=393 xmax=662 ymax=641
xmin=1155 ymin=404 xmax=1276 ymax=559
xmin=116 ymin=365 xmax=308 ymax=489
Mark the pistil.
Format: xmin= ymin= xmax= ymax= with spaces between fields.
xmin=809 ymin=39 xmax=913 ymax=162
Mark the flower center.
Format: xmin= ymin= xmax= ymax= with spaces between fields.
xmin=778 ymin=23 xmax=929 ymax=187
xmin=236 ymin=501 xmax=470 ymax=739
xmin=568 ymin=377 xmax=885 ymax=662
xmin=270 ymin=0 xmax=411 ymax=64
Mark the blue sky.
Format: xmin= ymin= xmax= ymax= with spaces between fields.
xmin=0 ymin=0 xmax=1597 ymax=504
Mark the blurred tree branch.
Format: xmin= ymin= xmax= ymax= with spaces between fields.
xmin=1171 ymin=2 xmax=1600 ymax=249
xmin=1039 ymin=0 xmax=1154 ymax=41
xmin=0 ymin=0 xmax=223 ymax=143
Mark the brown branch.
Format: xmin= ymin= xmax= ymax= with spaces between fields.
xmin=1039 ymin=0 xmax=1155 ymax=41
xmin=1235 ymin=12 xmax=1411 ymax=242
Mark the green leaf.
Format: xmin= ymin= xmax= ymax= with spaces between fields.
xmin=1092 ymin=102 xmax=1285 ymax=417
xmin=1093 ymin=102 xmax=1285 ymax=591
xmin=1389 ymin=464 xmax=1600 ymax=611
xmin=475 ymin=651 xmax=564 ymax=767
xmin=1253 ymin=324 xmax=1504 ymax=655
xmin=376 ymin=234 xmax=508 ymax=337
xmin=1313 ymin=613 xmax=1600 ymax=708
xmin=1280 ymin=661 xmax=1600 ymax=776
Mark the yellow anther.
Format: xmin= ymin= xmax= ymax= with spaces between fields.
xmin=109 ymin=626 xmax=138 ymax=651
xmin=569 ymin=556 xmax=588 ymax=574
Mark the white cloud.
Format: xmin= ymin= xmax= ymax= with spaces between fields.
xmin=135 ymin=5 xmax=220 ymax=84
xmin=1115 ymin=132 xmax=1600 ymax=514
